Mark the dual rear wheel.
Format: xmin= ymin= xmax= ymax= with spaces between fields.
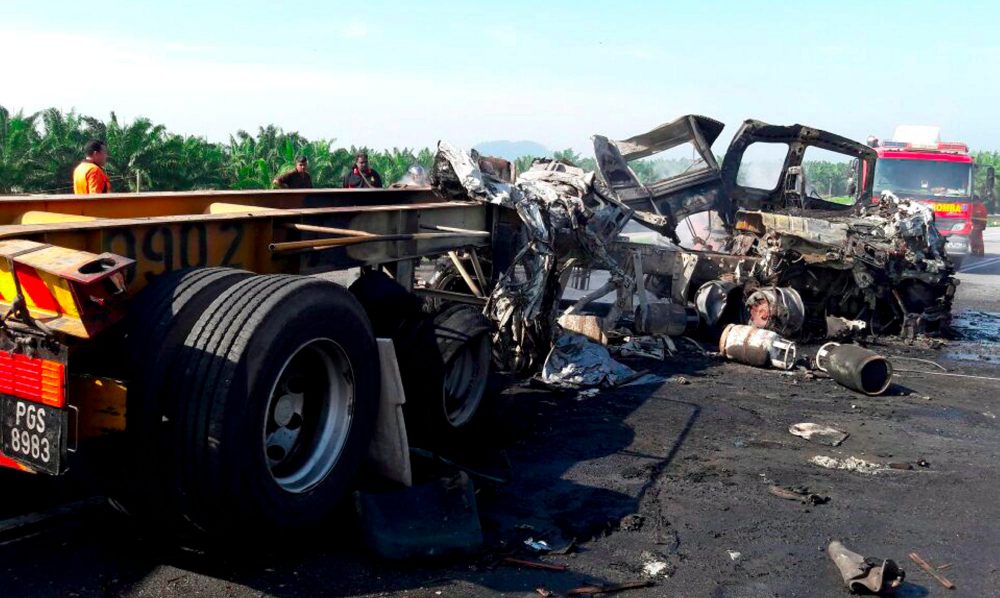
xmin=119 ymin=266 xmax=493 ymax=537
xmin=120 ymin=270 xmax=379 ymax=536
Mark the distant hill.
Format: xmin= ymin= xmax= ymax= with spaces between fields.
xmin=473 ymin=140 xmax=550 ymax=161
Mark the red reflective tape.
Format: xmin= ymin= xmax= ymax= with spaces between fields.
xmin=14 ymin=266 xmax=61 ymax=313
xmin=0 ymin=350 xmax=65 ymax=407
xmin=0 ymin=453 xmax=31 ymax=472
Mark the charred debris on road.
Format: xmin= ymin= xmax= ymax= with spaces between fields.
xmin=428 ymin=114 xmax=956 ymax=388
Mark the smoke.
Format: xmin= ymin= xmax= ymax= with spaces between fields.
xmin=736 ymin=159 xmax=785 ymax=190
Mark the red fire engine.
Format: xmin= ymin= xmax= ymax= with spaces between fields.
xmin=867 ymin=126 xmax=993 ymax=257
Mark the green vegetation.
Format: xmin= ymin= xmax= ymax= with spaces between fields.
xmin=4 ymin=105 xmax=995 ymax=206
xmin=0 ymin=105 xmax=434 ymax=193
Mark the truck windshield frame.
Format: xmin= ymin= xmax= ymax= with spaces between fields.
xmin=873 ymin=157 xmax=972 ymax=198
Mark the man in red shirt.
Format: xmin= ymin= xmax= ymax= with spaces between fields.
xmin=342 ymin=152 xmax=382 ymax=188
xmin=73 ymin=140 xmax=111 ymax=195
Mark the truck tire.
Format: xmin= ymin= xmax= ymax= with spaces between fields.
xmin=398 ymin=304 xmax=493 ymax=443
xmin=113 ymin=268 xmax=252 ymax=518
xmin=349 ymin=271 xmax=494 ymax=442
xmin=168 ymin=275 xmax=380 ymax=536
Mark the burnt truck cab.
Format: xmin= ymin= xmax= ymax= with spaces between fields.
xmin=591 ymin=115 xmax=954 ymax=338
xmin=866 ymin=128 xmax=994 ymax=257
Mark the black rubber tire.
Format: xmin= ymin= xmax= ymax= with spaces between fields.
xmin=398 ymin=304 xmax=493 ymax=444
xmin=111 ymin=268 xmax=252 ymax=518
xmin=349 ymin=270 xmax=494 ymax=443
xmin=348 ymin=269 xmax=424 ymax=338
xmin=168 ymin=275 xmax=380 ymax=536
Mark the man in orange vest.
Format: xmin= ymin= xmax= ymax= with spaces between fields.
xmin=73 ymin=140 xmax=111 ymax=194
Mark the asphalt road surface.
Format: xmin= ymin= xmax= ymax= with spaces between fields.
xmin=953 ymin=228 xmax=1000 ymax=310
xmin=0 ymin=233 xmax=998 ymax=597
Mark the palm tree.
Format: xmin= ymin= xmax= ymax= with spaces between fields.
xmin=0 ymin=106 xmax=44 ymax=194
xmin=36 ymin=108 xmax=89 ymax=193
xmin=104 ymin=112 xmax=173 ymax=191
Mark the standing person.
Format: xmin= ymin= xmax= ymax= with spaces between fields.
xmin=73 ymin=140 xmax=111 ymax=195
xmin=343 ymin=152 xmax=382 ymax=188
xmin=970 ymin=195 xmax=988 ymax=256
xmin=273 ymin=156 xmax=313 ymax=189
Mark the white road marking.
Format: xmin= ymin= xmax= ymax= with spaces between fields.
xmin=960 ymin=256 xmax=1000 ymax=273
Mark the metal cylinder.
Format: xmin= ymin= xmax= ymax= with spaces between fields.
xmin=746 ymin=287 xmax=805 ymax=336
xmin=636 ymin=302 xmax=699 ymax=336
xmin=719 ymin=324 xmax=797 ymax=370
xmin=815 ymin=342 xmax=893 ymax=396
xmin=695 ymin=280 xmax=739 ymax=329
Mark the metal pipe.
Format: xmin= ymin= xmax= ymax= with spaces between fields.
xmin=422 ymin=224 xmax=490 ymax=237
xmin=269 ymin=231 xmax=485 ymax=253
xmin=448 ymin=251 xmax=484 ymax=298
xmin=285 ymin=222 xmax=375 ymax=237
xmin=468 ymin=249 xmax=487 ymax=288
xmin=413 ymin=288 xmax=488 ymax=306
xmin=563 ymin=280 xmax=617 ymax=315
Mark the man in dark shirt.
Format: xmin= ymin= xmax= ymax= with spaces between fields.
xmin=342 ymin=152 xmax=382 ymax=188
xmin=273 ymin=156 xmax=313 ymax=189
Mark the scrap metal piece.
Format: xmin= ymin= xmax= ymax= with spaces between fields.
xmin=433 ymin=142 xmax=633 ymax=373
xmin=828 ymin=540 xmax=905 ymax=594
xmin=815 ymin=342 xmax=893 ymax=396
xmin=719 ymin=324 xmax=797 ymax=370
xmin=558 ymin=314 xmax=607 ymax=345
xmin=540 ymin=333 xmax=637 ymax=388
xmin=617 ymin=336 xmax=667 ymax=360
xmin=826 ymin=316 xmax=868 ymax=339
xmin=567 ymin=580 xmax=655 ymax=595
xmin=789 ymin=422 xmax=849 ymax=447
xmin=908 ymin=552 xmax=956 ymax=590
xmin=768 ymin=485 xmax=830 ymax=505
xmin=810 ymin=456 xmax=887 ymax=474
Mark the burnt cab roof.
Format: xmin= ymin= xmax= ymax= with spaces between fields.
xmin=593 ymin=115 xmax=877 ymax=232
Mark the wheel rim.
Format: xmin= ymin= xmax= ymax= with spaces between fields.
xmin=263 ymin=338 xmax=354 ymax=494
xmin=442 ymin=332 xmax=490 ymax=427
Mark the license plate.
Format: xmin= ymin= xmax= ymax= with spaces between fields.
xmin=1 ymin=395 xmax=66 ymax=474
xmin=934 ymin=202 xmax=964 ymax=213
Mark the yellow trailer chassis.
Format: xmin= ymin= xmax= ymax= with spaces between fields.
xmin=0 ymin=187 xmax=495 ymax=530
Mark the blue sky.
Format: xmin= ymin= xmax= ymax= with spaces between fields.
xmin=3 ymin=0 xmax=999 ymax=153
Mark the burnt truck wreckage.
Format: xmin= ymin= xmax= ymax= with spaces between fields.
xmin=427 ymin=115 xmax=956 ymax=376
